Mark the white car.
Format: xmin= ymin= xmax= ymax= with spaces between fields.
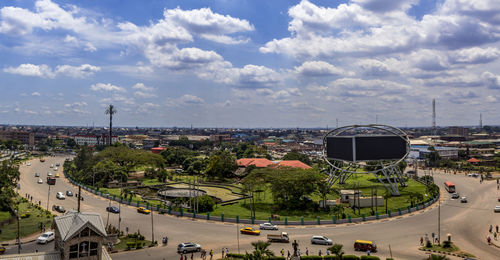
xmin=37 ymin=178 xmax=43 ymax=184
xmin=50 ymin=164 xmax=54 ymax=168
xmin=311 ymin=235 xmax=333 ymax=245
xmin=259 ymin=222 xmax=278 ymax=230
xmin=495 ymin=206 xmax=500 ymax=213
xmin=37 ymin=231 xmax=55 ymax=244
xmin=53 ymin=167 xmax=58 ymax=171
xmin=460 ymin=197 xmax=467 ymax=203
xmin=27 ymin=162 xmax=31 ymax=166
xmin=56 ymin=192 xmax=65 ymax=200
xmin=48 ymin=172 xmax=52 ymax=177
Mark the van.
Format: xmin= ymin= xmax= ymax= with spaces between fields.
xmin=354 ymin=240 xmax=377 ymax=252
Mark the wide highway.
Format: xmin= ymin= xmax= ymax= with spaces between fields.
xmin=6 ymin=156 xmax=500 ymax=259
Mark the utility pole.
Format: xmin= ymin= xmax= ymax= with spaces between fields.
xmin=438 ymin=195 xmax=441 ymax=245
xmin=106 ymin=196 xmax=111 ymax=227
xmin=15 ymin=209 xmax=21 ymax=254
xmin=151 ymin=206 xmax=154 ymax=244
xmin=237 ymin=222 xmax=240 ymax=254
xmin=46 ymin=184 xmax=51 ymax=211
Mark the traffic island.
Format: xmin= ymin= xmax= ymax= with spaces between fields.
xmin=419 ymin=242 xmax=475 ymax=259
xmin=112 ymin=232 xmax=156 ymax=253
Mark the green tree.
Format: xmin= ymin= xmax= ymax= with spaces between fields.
xmin=74 ymin=145 xmax=95 ymax=172
xmin=0 ymin=160 xmax=20 ymax=211
xmin=283 ymin=150 xmax=311 ymax=165
xmin=205 ymin=150 xmax=237 ymax=179
xmin=243 ymin=241 xmax=274 ymax=260
xmin=427 ymin=146 xmax=441 ymax=167
xmin=328 ymin=243 xmax=344 ymax=260
xmin=197 ymin=195 xmax=215 ymax=212
xmin=92 ymin=159 xmax=127 ymax=187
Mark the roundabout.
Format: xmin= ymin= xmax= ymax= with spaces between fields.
xmin=4 ymin=155 xmax=499 ymax=259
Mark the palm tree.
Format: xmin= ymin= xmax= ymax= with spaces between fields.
xmin=328 ymin=243 xmax=344 ymax=260
xmin=105 ymin=104 xmax=117 ymax=146
xmin=243 ymin=240 xmax=274 ymax=259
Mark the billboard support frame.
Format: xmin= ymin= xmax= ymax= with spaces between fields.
xmin=323 ymin=124 xmax=410 ymax=196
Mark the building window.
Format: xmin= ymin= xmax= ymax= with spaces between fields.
xmin=79 ymin=242 xmax=89 ymax=257
xmin=90 ymin=242 xmax=99 ymax=256
xmin=69 ymin=244 xmax=78 ymax=258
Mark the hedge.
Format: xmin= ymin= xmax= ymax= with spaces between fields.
xmin=386 ymin=258 xmax=394 ymax=260
xmin=266 ymin=257 xmax=286 ymax=260
xmin=360 ymin=256 xmax=380 ymax=260
xmin=300 ymin=256 xmax=323 ymax=260
xmin=226 ymin=253 xmax=244 ymax=259
xmin=323 ymin=256 xmax=337 ymax=260
xmin=342 ymin=255 xmax=360 ymax=260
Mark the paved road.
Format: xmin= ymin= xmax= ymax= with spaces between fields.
xmin=6 ymin=156 xmax=500 ymax=259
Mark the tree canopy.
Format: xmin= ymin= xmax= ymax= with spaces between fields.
xmin=205 ymin=150 xmax=237 ymax=179
xmin=0 ymin=160 xmax=20 ymax=211
xmin=283 ymin=150 xmax=311 ymax=165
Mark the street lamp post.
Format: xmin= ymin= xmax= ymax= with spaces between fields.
xmin=237 ymin=222 xmax=240 ymax=254
xmin=106 ymin=196 xmax=111 ymax=227
xmin=14 ymin=209 xmax=21 ymax=254
xmin=151 ymin=207 xmax=154 ymax=244
xmin=438 ymin=194 xmax=441 ymax=245
xmin=46 ymin=184 xmax=51 ymax=211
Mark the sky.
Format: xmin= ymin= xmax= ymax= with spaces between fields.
xmin=0 ymin=0 xmax=499 ymax=128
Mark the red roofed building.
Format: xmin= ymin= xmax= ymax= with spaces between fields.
xmin=467 ymin=158 xmax=480 ymax=163
xmin=237 ymin=158 xmax=274 ymax=168
xmin=151 ymin=147 xmax=166 ymax=154
xmin=275 ymin=160 xmax=312 ymax=169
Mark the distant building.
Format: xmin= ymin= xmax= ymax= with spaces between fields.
xmin=0 ymin=130 xmax=35 ymax=146
xmin=73 ymin=135 xmax=118 ymax=146
xmin=210 ymin=134 xmax=232 ymax=143
xmin=448 ymin=126 xmax=468 ymax=136
xmin=409 ymin=145 xmax=459 ymax=159
xmin=273 ymin=160 xmax=312 ymax=169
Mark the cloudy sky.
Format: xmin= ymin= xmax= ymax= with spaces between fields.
xmin=0 ymin=0 xmax=499 ymax=128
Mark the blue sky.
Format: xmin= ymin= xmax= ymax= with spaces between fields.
xmin=0 ymin=0 xmax=499 ymax=128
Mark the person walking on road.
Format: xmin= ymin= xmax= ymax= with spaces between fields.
xmin=305 ymin=247 xmax=308 ymax=256
xmin=190 ymin=252 xmax=193 ymax=260
xmin=496 ymin=225 xmax=499 ymax=233
xmin=209 ymin=249 xmax=213 ymax=260
xmin=490 ymin=225 xmax=493 ymax=233
xmin=494 ymin=232 xmax=497 ymax=240
xmin=221 ymin=248 xmax=225 ymax=258
xmin=420 ymin=236 xmax=424 ymax=245
xmin=280 ymin=249 xmax=284 ymax=257
xmin=487 ymin=236 xmax=491 ymax=244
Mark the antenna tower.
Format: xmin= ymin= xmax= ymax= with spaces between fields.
xmin=479 ymin=113 xmax=483 ymax=129
xmin=432 ymin=99 xmax=436 ymax=135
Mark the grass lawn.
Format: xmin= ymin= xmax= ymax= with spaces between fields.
xmin=0 ymin=211 xmax=11 ymax=222
xmin=168 ymin=183 xmax=242 ymax=201
xmin=0 ymin=197 xmax=54 ymax=242
xmin=114 ymin=236 xmax=153 ymax=251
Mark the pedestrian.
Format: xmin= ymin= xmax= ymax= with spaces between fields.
xmin=326 ymin=249 xmax=330 ymax=255
xmin=306 ymin=247 xmax=308 ymax=256
xmin=209 ymin=249 xmax=213 ymax=260
xmin=287 ymin=250 xmax=290 ymax=259
xmin=225 ymin=247 xmax=229 ymax=256
xmin=495 ymin=232 xmax=497 ymax=240
xmin=420 ymin=236 xmax=424 ymax=245
xmin=496 ymin=225 xmax=499 ymax=233
xmin=490 ymin=225 xmax=493 ymax=233
xmin=221 ymin=248 xmax=225 ymax=258
xmin=367 ymin=250 xmax=371 ymax=256
xmin=180 ymin=254 xmax=183 ymax=260
xmin=319 ymin=249 xmax=322 ymax=256
xmin=298 ymin=249 xmax=301 ymax=256
xmin=190 ymin=252 xmax=193 ymax=260
xmin=281 ymin=249 xmax=284 ymax=257
xmin=487 ymin=236 xmax=491 ymax=244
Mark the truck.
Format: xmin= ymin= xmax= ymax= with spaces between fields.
xmin=267 ymin=232 xmax=289 ymax=243
xmin=47 ymin=177 xmax=56 ymax=185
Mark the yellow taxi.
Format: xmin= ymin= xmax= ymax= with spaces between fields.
xmin=240 ymin=227 xmax=260 ymax=235
xmin=137 ymin=207 xmax=151 ymax=214
xmin=55 ymin=173 xmax=60 ymax=178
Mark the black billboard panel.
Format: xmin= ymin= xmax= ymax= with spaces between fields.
xmin=326 ymin=137 xmax=353 ymax=161
xmin=355 ymin=136 xmax=407 ymax=161
xmin=326 ymin=135 xmax=407 ymax=161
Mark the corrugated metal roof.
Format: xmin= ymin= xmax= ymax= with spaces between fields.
xmin=54 ymin=211 xmax=107 ymax=242
xmin=0 ymin=251 xmax=60 ymax=260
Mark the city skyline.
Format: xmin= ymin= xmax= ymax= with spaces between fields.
xmin=0 ymin=0 xmax=499 ymax=128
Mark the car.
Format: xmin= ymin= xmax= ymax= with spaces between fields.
xmin=260 ymin=223 xmax=278 ymax=230
xmin=47 ymin=172 xmax=52 ymax=177
xmin=27 ymin=162 xmax=31 ymax=166
xmin=177 ymin=242 xmax=201 ymax=254
xmin=50 ymin=164 xmax=54 ymax=168
xmin=495 ymin=206 xmax=500 ymax=213
xmin=37 ymin=178 xmax=43 ymax=184
xmin=106 ymin=206 xmax=120 ymax=213
xmin=52 ymin=205 xmax=66 ymax=213
xmin=37 ymin=231 xmax=55 ymax=244
xmin=311 ymin=235 xmax=333 ymax=245
xmin=34 ymin=172 xmax=40 ymax=177
xmin=354 ymin=240 xmax=377 ymax=252
xmin=54 ymin=167 xmax=58 ymax=171
xmin=240 ymin=227 xmax=260 ymax=235
xmin=451 ymin=193 xmax=459 ymax=199
xmin=460 ymin=197 xmax=467 ymax=203
xmin=56 ymin=162 xmax=60 ymax=166
xmin=56 ymin=192 xmax=65 ymax=200
xmin=137 ymin=207 xmax=151 ymax=214
xmin=498 ymin=197 xmax=500 ymax=202
xmin=66 ymin=190 xmax=73 ymax=196
xmin=55 ymin=173 xmax=60 ymax=178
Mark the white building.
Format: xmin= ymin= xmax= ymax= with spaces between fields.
xmin=73 ymin=135 xmax=118 ymax=146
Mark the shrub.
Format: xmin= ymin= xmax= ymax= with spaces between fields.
xmin=386 ymin=258 xmax=394 ymax=260
xmin=126 ymin=242 xmax=135 ymax=250
xmin=323 ymin=256 xmax=336 ymax=260
xmin=343 ymin=255 xmax=360 ymax=260
xmin=426 ymin=240 xmax=432 ymax=248
xmin=360 ymin=256 xmax=380 ymax=260
xmin=226 ymin=253 xmax=245 ymax=259
xmin=266 ymin=257 xmax=286 ymax=260
xmin=301 ymin=256 xmax=323 ymax=260
xmin=442 ymin=240 xmax=451 ymax=248
xmin=197 ymin=195 xmax=215 ymax=213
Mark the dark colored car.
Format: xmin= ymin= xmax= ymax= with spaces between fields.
xmin=66 ymin=191 xmax=73 ymax=196
xmin=52 ymin=205 xmax=66 ymax=213
xmin=106 ymin=206 xmax=120 ymax=213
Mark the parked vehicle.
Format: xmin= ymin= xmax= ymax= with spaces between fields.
xmin=177 ymin=242 xmax=201 ymax=254
xmin=137 ymin=207 xmax=151 ymax=214
xmin=53 ymin=167 xmax=58 ymax=171
xmin=66 ymin=190 xmax=73 ymax=196
xmin=260 ymin=222 xmax=278 ymax=230
xmin=106 ymin=206 xmax=120 ymax=213
xmin=311 ymin=235 xmax=332 ymax=245
xmin=354 ymin=240 xmax=377 ymax=252
xmin=56 ymin=192 xmax=65 ymax=200
xmin=240 ymin=227 xmax=260 ymax=236
xmin=37 ymin=231 xmax=55 ymax=244
xmin=267 ymin=232 xmax=289 ymax=243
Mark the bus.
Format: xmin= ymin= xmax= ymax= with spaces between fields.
xmin=47 ymin=177 xmax=56 ymax=185
xmin=444 ymin=181 xmax=455 ymax=193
